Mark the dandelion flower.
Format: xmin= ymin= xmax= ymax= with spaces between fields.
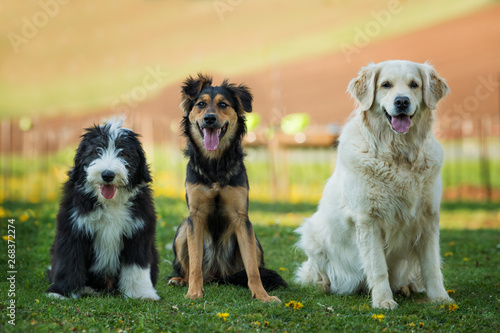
xmin=447 ymin=290 xmax=455 ymax=295
xmin=3 ymin=235 xmax=13 ymax=241
xmin=448 ymin=241 xmax=455 ymax=246
xmin=217 ymin=312 xmax=229 ymax=321
xmin=372 ymin=314 xmax=385 ymax=322
xmin=419 ymin=322 xmax=425 ymax=328
xmin=285 ymin=300 xmax=304 ymax=310
xmin=20 ymin=213 xmax=29 ymax=222
xmin=448 ymin=304 xmax=459 ymax=311
xmin=463 ymin=257 xmax=470 ymax=262
xmin=279 ymin=267 xmax=287 ymax=271
xmin=444 ymin=252 xmax=453 ymax=257
xmin=407 ymin=323 xmax=416 ymax=327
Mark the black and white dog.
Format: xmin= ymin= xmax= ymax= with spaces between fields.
xmin=46 ymin=119 xmax=160 ymax=300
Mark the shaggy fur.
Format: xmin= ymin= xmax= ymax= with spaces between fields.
xmin=295 ymin=60 xmax=454 ymax=309
xmin=46 ymin=119 xmax=159 ymax=300
xmin=168 ymin=74 xmax=287 ymax=302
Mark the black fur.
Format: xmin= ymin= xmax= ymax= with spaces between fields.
xmin=172 ymin=74 xmax=287 ymax=292
xmin=46 ymin=121 xmax=159 ymax=298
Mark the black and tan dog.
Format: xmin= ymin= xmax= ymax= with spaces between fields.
xmin=168 ymin=74 xmax=287 ymax=302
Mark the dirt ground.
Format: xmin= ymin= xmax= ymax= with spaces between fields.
xmin=2 ymin=4 xmax=499 ymax=153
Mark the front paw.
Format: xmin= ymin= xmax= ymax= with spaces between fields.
xmin=46 ymin=292 xmax=69 ymax=300
xmin=430 ymin=295 xmax=454 ymax=304
xmin=168 ymin=277 xmax=188 ymax=287
xmin=373 ymin=298 xmax=398 ymax=309
xmin=252 ymin=291 xmax=281 ymax=303
xmin=186 ymin=287 xmax=204 ymax=300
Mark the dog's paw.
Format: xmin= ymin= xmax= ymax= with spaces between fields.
xmin=373 ymin=299 xmax=398 ymax=309
xmin=256 ymin=295 xmax=281 ymax=303
xmin=186 ymin=288 xmax=204 ymax=300
xmin=430 ymin=295 xmax=454 ymax=304
xmin=168 ymin=277 xmax=188 ymax=287
xmin=46 ymin=292 xmax=68 ymax=300
xmin=398 ymin=285 xmax=411 ymax=297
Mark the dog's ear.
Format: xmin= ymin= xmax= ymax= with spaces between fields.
xmin=347 ymin=63 xmax=378 ymax=111
xmin=419 ymin=63 xmax=449 ymax=110
xmin=136 ymin=146 xmax=152 ymax=184
xmin=180 ymin=74 xmax=213 ymax=115
xmin=222 ymin=80 xmax=253 ymax=115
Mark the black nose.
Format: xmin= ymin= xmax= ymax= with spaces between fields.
xmin=203 ymin=114 xmax=217 ymax=126
xmin=394 ymin=96 xmax=410 ymax=110
xmin=101 ymin=170 xmax=115 ymax=183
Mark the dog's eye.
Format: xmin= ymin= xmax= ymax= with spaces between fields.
xmin=196 ymin=101 xmax=206 ymax=108
xmin=409 ymin=81 xmax=419 ymax=89
xmin=218 ymin=102 xmax=227 ymax=109
xmin=381 ymin=81 xmax=392 ymax=89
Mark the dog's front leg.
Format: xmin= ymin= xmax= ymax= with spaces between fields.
xmin=185 ymin=183 xmax=215 ymax=300
xmin=221 ymin=187 xmax=280 ymax=303
xmin=417 ymin=222 xmax=453 ymax=303
xmin=356 ymin=222 xmax=398 ymax=309
xmin=186 ymin=216 xmax=205 ymax=299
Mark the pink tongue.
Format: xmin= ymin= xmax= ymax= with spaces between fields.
xmin=391 ymin=115 xmax=412 ymax=133
xmin=203 ymin=128 xmax=219 ymax=151
xmin=100 ymin=185 xmax=116 ymax=199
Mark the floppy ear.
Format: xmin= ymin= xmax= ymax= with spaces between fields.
xmin=180 ymin=73 xmax=213 ymax=115
xmin=347 ymin=63 xmax=378 ymax=111
xmin=135 ymin=144 xmax=152 ymax=184
xmin=221 ymin=79 xmax=253 ymax=115
xmin=419 ymin=63 xmax=449 ymax=110
xmin=232 ymin=84 xmax=253 ymax=115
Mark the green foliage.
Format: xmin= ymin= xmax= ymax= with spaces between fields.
xmin=1 ymin=198 xmax=499 ymax=332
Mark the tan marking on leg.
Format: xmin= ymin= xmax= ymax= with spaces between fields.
xmin=220 ymin=186 xmax=280 ymax=303
xmin=185 ymin=183 xmax=218 ymax=300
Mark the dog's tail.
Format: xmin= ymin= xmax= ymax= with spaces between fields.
xmin=220 ymin=267 xmax=288 ymax=291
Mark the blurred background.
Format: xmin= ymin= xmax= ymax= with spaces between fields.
xmin=1 ymin=0 xmax=499 ymax=225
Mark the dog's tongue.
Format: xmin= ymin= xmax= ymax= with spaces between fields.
xmin=391 ymin=115 xmax=412 ymax=133
xmin=100 ymin=185 xmax=116 ymax=199
xmin=203 ymin=128 xmax=219 ymax=151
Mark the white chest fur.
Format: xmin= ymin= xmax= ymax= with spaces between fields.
xmin=71 ymin=201 xmax=144 ymax=276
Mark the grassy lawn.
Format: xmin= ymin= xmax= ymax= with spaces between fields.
xmin=1 ymin=198 xmax=499 ymax=332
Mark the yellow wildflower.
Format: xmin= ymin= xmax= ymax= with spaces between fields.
xmin=463 ymin=257 xmax=470 ymax=262
xmin=3 ymin=235 xmax=13 ymax=241
xmin=217 ymin=312 xmax=229 ymax=321
xmin=20 ymin=213 xmax=29 ymax=222
xmin=372 ymin=314 xmax=385 ymax=322
xmin=448 ymin=304 xmax=459 ymax=311
xmin=0 ymin=206 xmax=6 ymax=218
xmin=444 ymin=252 xmax=453 ymax=257
xmin=252 ymin=321 xmax=260 ymax=326
xmin=448 ymin=241 xmax=455 ymax=246
xmin=279 ymin=267 xmax=287 ymax=271
xmin=447 ymin=290 xmax=455 ymax=295
xmin=407 ymin=323 xmax=416 ymax=327
xmin=285 ymin=300 xmax=304 ymax=310
xmin=419 ymin=322 xmax=425 ymax=328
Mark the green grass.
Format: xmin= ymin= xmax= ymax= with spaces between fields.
xmin=1 ymin=198 xmax=499 ymax=332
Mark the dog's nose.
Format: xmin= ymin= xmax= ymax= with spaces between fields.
xmin=394 ymin=96 xmax=410 ymax=110
xmin=203 ymin=114 xmax=217 ymax=125
xmin=101 ymin=170 xmax=115 ymax=183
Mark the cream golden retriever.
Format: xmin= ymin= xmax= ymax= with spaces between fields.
xmin=295 ymin=60 xmax=454 ymax=309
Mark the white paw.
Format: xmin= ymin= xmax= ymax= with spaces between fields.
xmin=46 ymin=292 xmax=68 ymax=300
xmin=373 ymin=299 xmax=398 ymax=309
xmin=123 ymin=289 xmax=160 ymax=300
